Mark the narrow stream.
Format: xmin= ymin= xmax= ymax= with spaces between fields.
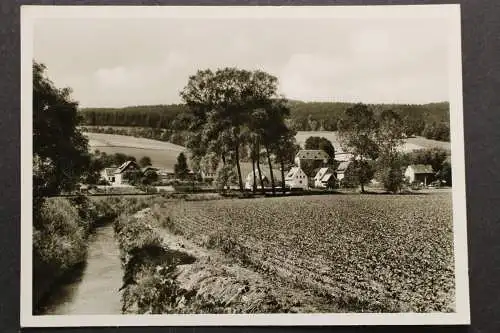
xmin=38 ymin=224 xmax=123 ymax=315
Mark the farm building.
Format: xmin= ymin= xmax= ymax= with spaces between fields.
xmin=294 ymin=150 xmax=329 ymax=168
xmin=245 ymin=169 xmax=270 ymax=190
xmin=114 ymin=160 xmax=141 ymax=185
xmin=404 ymin=164 xmax=434 ymax=185
xmin=314 ymin=167 xmax=336 ymax=188
xmin=285 ymin=166 xmax=309 ymax=190
xmin=336 ymin=161 xmax=351 ymax=181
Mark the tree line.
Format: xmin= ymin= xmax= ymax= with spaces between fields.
xmin=79 ymin=100 xmax=451 ymax=142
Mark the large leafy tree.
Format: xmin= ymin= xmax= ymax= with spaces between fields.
xmin=337 ymin=103 xmax=379 ymax=192
xmin=180 ymin=68 xmax=285 ymax=192
xmin=33 ymin=62 xmax=90 ymax=198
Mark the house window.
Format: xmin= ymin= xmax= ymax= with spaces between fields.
xmin=299 ymin=180 xmax=302 ymax=184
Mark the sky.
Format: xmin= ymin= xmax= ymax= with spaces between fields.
xmin=33 ymin=16 xmax=450 ymax=108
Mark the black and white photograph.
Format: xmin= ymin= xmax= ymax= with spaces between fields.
xmin=21 ymin=5 xmax=469 ymax=327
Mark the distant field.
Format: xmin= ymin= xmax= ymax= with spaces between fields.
xmin=84 ymin=132 xmax=187 ymax=170
xmin=160 ymin=192 xmax=455 ymax=312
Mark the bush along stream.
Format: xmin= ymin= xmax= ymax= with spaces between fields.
xmin=33 ymin=196 xmax=119 ymax=313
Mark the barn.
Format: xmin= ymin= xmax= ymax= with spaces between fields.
xmin=285 ymin=166 xmax=309 ymax=190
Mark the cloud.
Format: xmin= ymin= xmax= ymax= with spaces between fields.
xmin=34 ymin=16 xmax=450 ymax=107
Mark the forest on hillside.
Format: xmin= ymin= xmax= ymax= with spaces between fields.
xmin=79 ymin=101 xmax=450 ymax=142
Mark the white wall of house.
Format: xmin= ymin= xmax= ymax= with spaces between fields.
xmin=404 ymin=167 xmax=415 ymax=183
xmin=285 ymin=167 xmax=309 ymax=190
xmin=114 ymin=173 xmax=123 ymax=185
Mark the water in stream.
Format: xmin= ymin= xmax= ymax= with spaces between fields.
xmin=38 ymin=224 xmax=123 ymax=315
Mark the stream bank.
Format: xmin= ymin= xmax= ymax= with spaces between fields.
xmin=36 ymin=224 xmax=123 ymax=315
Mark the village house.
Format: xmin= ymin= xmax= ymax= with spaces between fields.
xmin=285 ymin=166 xmax=309 ymax=190
xmin=244 ymin=169 xmax=270 ymax=190
xmin=404 ymin=164 xmax=434 ymax=186
xmin=314 ymin=167 xmax=336 ymax=188
xmin=113 ymin=160 xmax=141 ymax=185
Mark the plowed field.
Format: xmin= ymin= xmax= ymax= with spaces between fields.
xmin=158 ymin=192 xmax=455 ymax=312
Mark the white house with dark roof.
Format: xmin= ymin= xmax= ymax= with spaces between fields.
xmin=285 ymin=166 xmax=309 ymax=190
xmin=314 ymin=167 xmax=336 ymax=188
xmin=294 ymin=150 xmax=329 ymax=168
xmin=114 ymin=160 xmax=141 ymax=185
xmin=404 ymin=164 xmax=434 ymax=185
xmin=100 ymin=167 xmax=117 ymax=184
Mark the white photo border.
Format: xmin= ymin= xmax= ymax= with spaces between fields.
xmin=20 ymin=4 xmax=470 ymax=327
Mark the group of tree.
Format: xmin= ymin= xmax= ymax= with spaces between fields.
xmin=80 ymin=104 xmax=191 ymax=129
xmin=180 ymin=67 xmax=298 ymax=194
xmin=338 ymin=103 xmax=451 ymax=193
xmin=33 ymin=61 xmax=90 ymax=202
xmin=421 ymin=122 xmax=450 ymax=141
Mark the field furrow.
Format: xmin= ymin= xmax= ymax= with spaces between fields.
xmin=158 ymin=192 xmax=455 ymax=312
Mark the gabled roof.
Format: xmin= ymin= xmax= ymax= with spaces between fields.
xmin=321 ymin=173 xmax=335 ymax=182
xmin=286 ymin=166 xmax=307 ymax=179
xmin=409 ymin=164 xmax=434 ymax=174
xmin=295 ymin=150 xmax=329 ymax=161
xmin=314 ymin=167 xmax=334 ymax=180
xmin=142 ymin=166 xmax=158 ymax=173
xmin=115 ymin=160 xmax=140 ymax=174
xmin=336 ymin=161 xmax=351 ymax=172
xmin=102 ymin=168 xmax=116 ymax=177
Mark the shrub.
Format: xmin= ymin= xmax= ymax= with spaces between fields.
xmin=34 ymin=198 xmax=87 ymax=270
xmin=33 ymin=198 xmax=88 ymax=308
